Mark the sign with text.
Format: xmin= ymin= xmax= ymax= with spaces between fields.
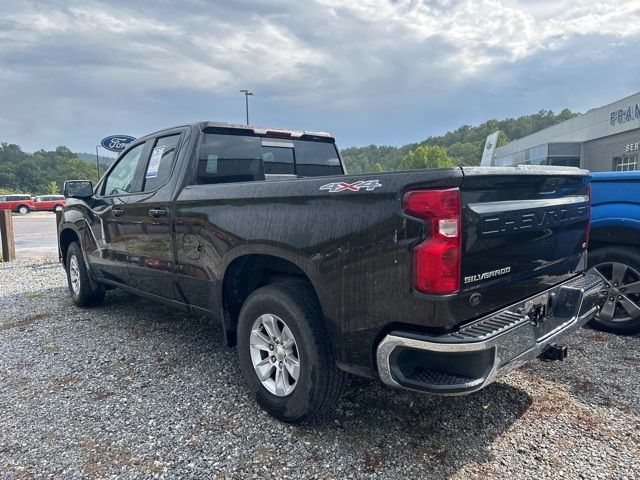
xmin=100 ymin=135 xmax=136 ymax=152
xmin=610 ymin=103 xmax=640 ymax=127
xmin=625 ymin=141 xmax=640 ymax=153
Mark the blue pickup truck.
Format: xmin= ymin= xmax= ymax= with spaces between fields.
xmin=589 ymin=171 xmax=640 ymax=334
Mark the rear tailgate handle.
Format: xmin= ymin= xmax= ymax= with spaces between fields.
xmin=111 ymin=208 xmax=124 ymax=217
xmin=149 ymin=208 xmax=167 ymax=218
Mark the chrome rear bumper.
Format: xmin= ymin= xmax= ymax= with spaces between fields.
xmin=376 ymin=273 xmax=602 ymax=395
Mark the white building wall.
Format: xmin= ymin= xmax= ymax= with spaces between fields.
xmin=495 ymin=92 xmax=640 ymax=158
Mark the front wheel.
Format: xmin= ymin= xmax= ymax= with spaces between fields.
xmin=588 ymin=245 xmax=640 ymax=334
xmin=54 ymin=205 xmax=63 ymax=213
xmin=237 ymin=282 xmax=347 ymax=423
xmin=65 ymin=242 xmax=105 ymax=307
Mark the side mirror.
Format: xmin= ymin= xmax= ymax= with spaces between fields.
xmin=64 ymin=180 xmax=94 ymax=199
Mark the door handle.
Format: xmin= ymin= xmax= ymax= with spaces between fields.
xmin=149 ymin=208 xmax=167 ymax=218
xmin=112 ymin=208 xmax=124 ymax=217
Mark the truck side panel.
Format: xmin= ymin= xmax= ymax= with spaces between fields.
xmin=591 ymin=171 xmax=640 ymax=244
xmin=172 ymin=166 xmax=590 ymax=375
xmin=173 ymin=170 xmax=462 ymax=369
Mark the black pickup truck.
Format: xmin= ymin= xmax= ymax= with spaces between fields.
xmin=59 ymin=122 xmax=602 ymax=422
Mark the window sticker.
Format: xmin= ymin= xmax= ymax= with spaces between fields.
xmin=146 ymin=145 xmax=166 ymax=178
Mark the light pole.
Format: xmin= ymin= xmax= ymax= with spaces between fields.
xmin=95 ymin=145 xmax=101 ymax=177
xmin=239 ymin=89 xmax=253 ymax=125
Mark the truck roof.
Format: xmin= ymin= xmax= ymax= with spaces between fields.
xmin=199 ymin=121 xmax=335 ymax=142
xmin=140 ymin=121 xmax=335 ymax=142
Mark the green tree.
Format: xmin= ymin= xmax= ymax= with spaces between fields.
xmin=45 ymin=181 xmax=60 ymax=194
xmin=0 ymin=163 xmax=18 ymax=190
xmin=400 ymin=145 xmax=455 ymax=170
xmin=0 ymin=143 xmax=98 ymax=194
xmin=0 ymin=142 xmax=27 ymax=164
xmin=342 ymin=109 xmax=578 ymax=169
xmin=373 ymin=162 xmax=384 ymax=173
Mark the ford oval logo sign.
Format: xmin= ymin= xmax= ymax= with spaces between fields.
xmin=100 ymin=135 xmax=136 ymax=152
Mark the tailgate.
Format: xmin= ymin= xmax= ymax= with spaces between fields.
xmin=458 ymin=166 xmax=590 ymax=317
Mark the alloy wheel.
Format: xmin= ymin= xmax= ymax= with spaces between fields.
xmin=249 ymin=313 xmax=300 ymax=396
xmin=69 ymin=255 xmax=81 ymax=296
xmin=592 ymin=261 xmax=640 ymax=323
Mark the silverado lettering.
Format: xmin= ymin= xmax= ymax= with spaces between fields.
xmin=464 ymin=267 xmax=511 ymax=284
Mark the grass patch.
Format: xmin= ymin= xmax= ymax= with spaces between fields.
xmin=44 ymin=345 xmax=61 ymax=355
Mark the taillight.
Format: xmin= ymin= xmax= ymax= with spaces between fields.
xmin=584 ymin=183 xmax=591 ymax=249
xmin=402 ymin=188 xmax=462 ymax=295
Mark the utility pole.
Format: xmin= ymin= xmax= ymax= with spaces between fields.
xmin=95 ymin=145 xmax=101 ymax=177
xmin=239 ymin=89 xmax=253 ymax=125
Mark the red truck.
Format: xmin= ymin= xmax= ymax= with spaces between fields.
xmin=33 ymin=195 xmax=66 ymax=212
xmin=0 ymin=194 xmax=34 ymax=214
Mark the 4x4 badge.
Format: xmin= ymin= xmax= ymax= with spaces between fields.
xmin=319 ymin=179 xmax=382 ymax=193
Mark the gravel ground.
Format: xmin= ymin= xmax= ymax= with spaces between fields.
xmin=1 ymin=260 xmax=638 ymax=479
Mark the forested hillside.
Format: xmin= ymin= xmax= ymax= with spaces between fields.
xmin=0 ymin=143 xmax=99 ymax=195
xmin=342 ymin=109 xmax=578 ymax=173
xmin=76 ymin=152 xmax=116 ymax=170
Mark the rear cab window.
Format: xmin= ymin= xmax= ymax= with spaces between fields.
xmin=262 ymin=139 xmax=295 ymax=177
xmin=293 ymin=140 xmax=342 ymax=177
xmin=196 ymin=132 xmax=343 ymax=185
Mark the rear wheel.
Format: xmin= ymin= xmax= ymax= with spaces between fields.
xmin=588 ymin=245 xmax=640 ymax=334
xmin=65 ymin=242 xmax=105 ymax=307
xmin=17 ymin=205 xmax=29 ymax=215
xmin=237 ymin=282 xmax=347 ymax=423
xmin=54 ymin=205 xmax=63 ymax=213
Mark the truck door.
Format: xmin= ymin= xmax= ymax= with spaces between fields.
xmin=89 ymin=141 xmax=150 ymax=287
xmin=123 ymin=132 xmax=183 ymax=300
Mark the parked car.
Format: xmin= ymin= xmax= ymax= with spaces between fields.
xmin=58 ymin=122 xmax=601 ymax=422
xmin=33 ymin=195 xmax=66 ymax=212
xmin=0 ymin=194 xmax=34 ymax=214
xmin=588 ymin=171 xmax=640 ymax=334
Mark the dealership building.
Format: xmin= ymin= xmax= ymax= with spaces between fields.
xmin=485 ymin=91 xmax=640 ymax=172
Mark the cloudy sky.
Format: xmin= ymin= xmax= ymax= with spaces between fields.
xmin=1 ymin=0 xmax=640 ymax=154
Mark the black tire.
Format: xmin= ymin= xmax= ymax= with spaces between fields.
xmin=237 ymin=282 xmax=347 ymax=423
xmin=65 ymin=242 xmax=105 ymax=307
xmin=17 ymin=205 xmax=29 ymax=215
xmin=588 ymin=245 xmax=640 ymax=335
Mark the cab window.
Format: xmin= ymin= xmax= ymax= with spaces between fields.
xmin=293 ymin=140 xmax=342 ymax=177
xmin=262 ymin=139 xmax=295 ymax=176
xmin=142 ymin=134 xmax=180 ymax=192
xmin=103 ymin=143 xmax=146 ymax=196
xmin=197 ymin=134 xmax=264 ymax=184
xmin=196 ymin=133 xmax=343 ymax=185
